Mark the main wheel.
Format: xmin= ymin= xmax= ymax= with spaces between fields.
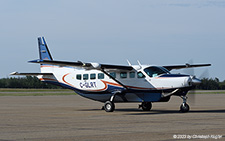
xmin=180 ymin=103 xmax=190 ymax=113
xmin=142 ymin=102 xmax=152 ymax=111
xmin=104 ymin=101 xmax=115 ymax=112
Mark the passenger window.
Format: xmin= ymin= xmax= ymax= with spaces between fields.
xmin=137 ymin=72 xmax=145 ymax=78
xmin=109 ymin=72 xmax=116 ymax=78
xmin=129 ymin=72 xmax=135 ymax=78
xmin=120 ymin=72 xmax=127 ymax=78
xmin=98 ymin=73 xmax=104 ymax=79
xmin=83 ymin=74 xmax=88 ymax=80
xmin=90 ymin=74 xmax=96 ymax=80
xmin=76 ymin=74 xmax=81 ymax=80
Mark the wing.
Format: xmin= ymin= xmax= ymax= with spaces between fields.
xmin=29 ymin=59 xmax=211 ymax=71
xmin=10 ymin=72 xmax=53 ymax=76
xmin=29 ymin=59 xmax=133 ymax=70
xmin=163 ymin=63 xmax=211 ymax=71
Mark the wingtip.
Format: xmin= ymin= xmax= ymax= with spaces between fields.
xmin=10 ymin=72 xmax=18 ymax=75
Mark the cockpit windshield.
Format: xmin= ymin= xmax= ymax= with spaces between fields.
xmin=144 ymin=66 xmax=170 ymax=77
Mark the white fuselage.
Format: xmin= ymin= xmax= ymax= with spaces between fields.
xmin=39 ymin=65 xmax=192 ymax=94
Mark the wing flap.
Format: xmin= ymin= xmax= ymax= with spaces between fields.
xmin=100 ymin=64 xmax=133 ymax=70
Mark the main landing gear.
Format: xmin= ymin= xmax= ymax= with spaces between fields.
xmin=103 ymin=92 xmax=119 ymax=112
xmin=139 ymin=102 xmax=152 ymax=111
xmin=103 ymin=91 xmax=153 ymax=112
xmin=103 ymin=101 xmax=153 ymax=112
xmin=180 ymin=96 xmax=190 ymax=113
xmin=104 ymin=101 xmax=115 ymax=112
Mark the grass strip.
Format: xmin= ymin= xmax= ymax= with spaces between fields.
xmin=0 ymin=92 xmax=76 ymax=96
xmin=189 ymin=92 xmax=225 ymax=94
xmin=0 ymin=88 xmax=72 ymax=92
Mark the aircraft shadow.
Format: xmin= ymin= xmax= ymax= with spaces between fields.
xmin=76 ymin=108 xmax=225 ymax=115
xmin=76 ymin=108 xmax=142 ymax=112
xmin=123 ymin=109 xmax=225 ymax=115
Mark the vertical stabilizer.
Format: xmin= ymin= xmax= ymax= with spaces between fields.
xmin=38 ymin=37 xmax=53 ymax=61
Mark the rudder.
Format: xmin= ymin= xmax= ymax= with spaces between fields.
xmin=38 ymin=37 xmax=53 ymax=61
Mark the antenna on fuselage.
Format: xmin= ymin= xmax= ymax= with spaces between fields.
xmin=137 ymin=60 xmax=142 ymax=69
xmin=127 ymin=59 xmax=132 ymax=66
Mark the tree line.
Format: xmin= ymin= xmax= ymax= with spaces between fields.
xmin=196 ymin=78 xmax=225 ymax=90
xmin=0 ymin=76 xmax=225 ymax=90
xmin=0 ymin=76 xmax=61 ymax=89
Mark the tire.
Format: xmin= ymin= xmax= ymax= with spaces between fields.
xmin=180 ymin=103 xmax=190 ymax=113
xmin=142 ymin=102 xmax=152 ymax=111
xmin=104 ymin=101 xmax=115 ymax=112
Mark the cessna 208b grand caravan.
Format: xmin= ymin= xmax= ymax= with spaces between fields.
xmin=11 ymin=37 xmax=211 ymax=112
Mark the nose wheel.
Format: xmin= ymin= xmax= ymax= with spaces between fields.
xmin=180 ymin=96 xmax=190 ymax=113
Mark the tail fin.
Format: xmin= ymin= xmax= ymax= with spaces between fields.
xmin=38 ymin=37 xmax=53 ymax=61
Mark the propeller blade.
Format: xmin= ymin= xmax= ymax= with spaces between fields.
xmin=183 ymin=59 xmax=210 ymax=105
xmin=188 ymin=68 xmax=209 ymax=105
xmin=199 ymin=69 xmax=209 ymax=79
xmin=188 ymin=90 xmax=195 ymax=105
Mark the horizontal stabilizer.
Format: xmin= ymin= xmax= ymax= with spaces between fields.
xmin=10 ymin=72 xmax=53 ymax=76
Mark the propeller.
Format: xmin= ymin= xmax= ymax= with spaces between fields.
xmin=199 ymin=69 xmax=209 ymax=80
xmin=183 ymin=60 xmax=210 ymax=105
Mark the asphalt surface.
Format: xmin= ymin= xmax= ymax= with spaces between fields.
xmin=0 ymin=94 xmax=224 ymax=140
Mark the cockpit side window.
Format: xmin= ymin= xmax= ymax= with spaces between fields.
xmin=144 ymin=66 xmax=169 ymax=77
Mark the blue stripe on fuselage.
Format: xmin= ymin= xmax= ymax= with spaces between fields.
xmin=159 ymin=74 xmax=189 ymax=77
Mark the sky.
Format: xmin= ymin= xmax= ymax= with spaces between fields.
xmin=0 ymin=0 xmax=225 ymax=80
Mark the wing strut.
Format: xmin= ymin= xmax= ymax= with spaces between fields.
xmin=161 ymin=89 xmax=180 ymax=97
xmin=100 ymin=69 xmax=128 ymax=90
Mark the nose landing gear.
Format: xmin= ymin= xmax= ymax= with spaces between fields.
xmin=180 ymin=96 xmax=190 ymax=113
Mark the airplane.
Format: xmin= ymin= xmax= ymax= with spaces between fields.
xmin=11 ymin=37 xmax=211 ymax=113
